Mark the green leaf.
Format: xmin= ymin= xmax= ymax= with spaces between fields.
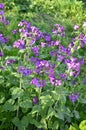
xmin=40 ymin=119 xmax=47 ymax=129
xmin=31 ymin=105 xmax=39 ymax=114
xmin=47 ymin=107 xmax=56 ymax=119
xmin=73 ymin=110 xmax=80 ymax=119
xmin=40 ymin=94 xmax=54 ymax=106
xmin=0 ymin=92 xmax=5 ymax=104
xmin=0 ymin=76 xmax=4 ymax=84
xmin=48 ymin=120 xmax=53 ymax=129
xmin=21 ymin=116 xmax=28 ymax=128
xmin=20 ymin=99 xmax=32 ymax=108
xmin=69 ymin=125 xmax=77 ymax=130
xmin=12 ymin=117 xmax=20 ymax=127
xmin=51 ymin=91 xmax=60 ymax=100
xmin=10 ymin=87 xmax=24 ymax=99
xmin=53 ymin=121 xmax=59 ymax=130
xmin=3 ymin=99 xmax=17 ymax=111
xmin=79 ymin=120 xmax=86 ymax=130
xmin=79 ymin=98 xmax=86 ymax=104
xmin=57 ymin=109 xmax=64 ymax=120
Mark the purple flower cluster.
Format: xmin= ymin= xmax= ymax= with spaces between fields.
xmin=69 ymin=93 xmax=79 ymax=103
xmin=0 ymin=3 xmax=9 ymax=25
xmin=17 ymin=66 xmax=32 ymax=76
xmin=13 ymin=20 xmax=86 ymax=89
xmin=52 ymin=24 xmax=65 ymax=37
xmin=13 ymin=39 xmax=26 ymax=49
xmin=0 ymin=33 xmax=9 ymax=44
xmin=30 ymin=78 xmax=46 ymax=88
xmin=69 ymin=33 xmax=86 ymax=50
xmin=18 ymin=20 xmax=42 ymax=46
xmin=0 ymin=3 xmax=4 ymax=9
xmin=31 ymin=46 xmax=39 ymax=56
xmin=48 ymin=67 xmax=62 ymax=86
xmin=30 ymin=57 xmax=60 ymax=87
xmin=6 ymin=59 xmax=16 ymax=66
xmin=65 ymin=57 xmax=84 ymax=77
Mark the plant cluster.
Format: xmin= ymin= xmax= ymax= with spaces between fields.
xmin=0 ymin=2 xmax=86 ymax=130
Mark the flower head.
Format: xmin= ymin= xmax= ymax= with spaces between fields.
xmin=0 ymin=3 xmax=4 ymax=9
xmin=17 ymin=66 xmax=32 ymax=76
xmin=32 ymin=96 xmax=38 ymax=104
xmin=69 ymin=93 xmax=79 ymax=103
xmin=13 ymin=39 xmax=26 ymax=49
xmin=74 ymin=25 xmax=79 ymax=30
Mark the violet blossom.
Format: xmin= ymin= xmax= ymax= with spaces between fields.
xmin=69 ymin=93 xmax=79 ymax=103
xmin=13 ymin=39 xmax=26 ymax=49
xmin=17 ymin=66 xmax=32 ymax=76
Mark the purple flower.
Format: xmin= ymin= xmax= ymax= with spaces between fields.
xmin=55 ymin=79 xmax=62 ymax=86
xmin=49 ymin=76 xmax=62 ymax=86
xmin=17 ymin=66 xmax=32 ymax=76
xmin=68 ymin=42 xmax=74 ymax=48
xmin=0 ymin=10 xmax=4 ymax=15
xmin=71 ymin=80 xmax=76 ymax=86
xmin=0 ymin=66 xmax=4 ymax=70
xmin=30 ymin=38 xmax=36 ymax=45
xmin=80 ymin=58 xmax=84 ymax=65
xmin=69 ymin=93 xmax=79 ymax=103
xmin=0 ymin=3 xmax=4 ymax=9
xmin=41 ymin=42 xmax=46 ymax=48
xmin=32 ymin=96 xmax=38 ymax=104
xmin=18 ymin=20 xmax=27 ymax=27
xmin=50 ymin=50 xmax=57 ymax=57
xmin=74 ymin=25 xmax=79 ymax=30
xmin=65 ymin=57 xmax=82 ymax=77
xmin=0 ymin=33 xmax=9 ymax=43
xmin=0 ymin=15 xmax=9 ymax=25
xmin=83 ymin=22 xmax=86 ymax=27
xmin=0 ymin=51 xmax=4 ymax=57
xmin=57 ymin=55 xmax=65 ymax=62
xmin=12 ymin=29 xmax=18 ymax=34
xmin=83 ymin=77 xmax=86 ymax=84
xmin=60 ymin=73 xmax=67 ymax=79
xmin=50 ymin=40 xmax=60 ymax=46
xmin=52 ymin=24 xmax=65 ymax=37
xmin=45 ymin=34 xmax=51 ymax=42
xmin=13 ymin=39 xmax=26 ymax=49
xmin=6 ymin=59 xmax=16 ymax=66
xmin=31 ymin=46 xmax=39 ymax=56
xmin=30 ymin=78 xmax=46 ymax=88
xmin=30 ymin=57 xmax=39 ymax=63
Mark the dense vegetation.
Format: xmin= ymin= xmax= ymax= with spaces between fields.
xmin=0 ymin=0 xmax=86 ymax=130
